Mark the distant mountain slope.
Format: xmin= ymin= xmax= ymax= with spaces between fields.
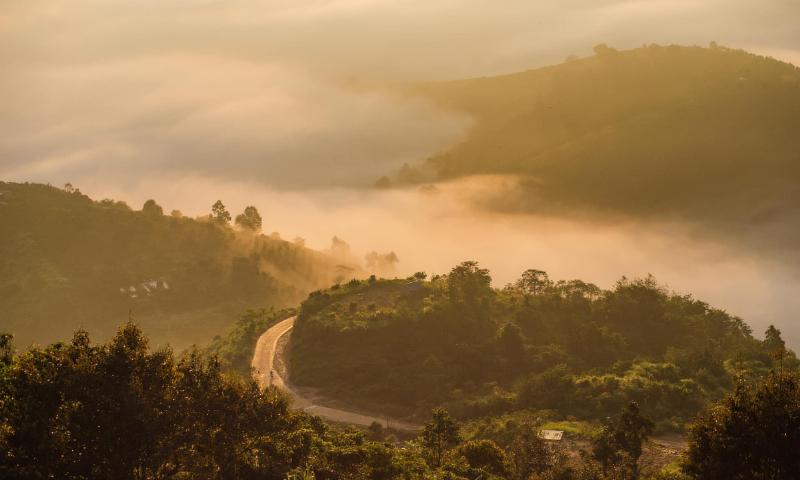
xmin=394 ymin=45 xmax=800 ymax=229
xmin=0 ymin=182 xmax=359 ymax=349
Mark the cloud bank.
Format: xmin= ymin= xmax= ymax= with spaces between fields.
xmin=0 ymin=55 xmax=468 ymax=188
xmin=2 ymin=0 xmax=799 ymax=190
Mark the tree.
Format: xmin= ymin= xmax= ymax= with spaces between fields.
xmin=142 ymin=199 xmax=164 ymax=217
xmin=0 ymin=334 xmax=11 ymax=365
xmin=211 ymin=200 xmax=231 ymax=224
xmin=593 ymin=43 xmax=618 ymax=56
xmin=592 ymin=401 xmax=653 ymax=476
xmin=685 ymin=369 xmax=800 ymax=479
xmin=447 ymin=261 xmax=492 ymax=306
xmin=556 ymin=279 xmax=601 ymax=300
xmin=421 ymin=408 xmax=461 ymax=467
xmin=764 ymin=325 xmax=786 ymax=356
xmin=515 ymin=269 xmax=551 ymax=296
xmin=507 ymin=424 xmax=555 ymax=480
xmin=457 ymin=439 xmax=508 ymax=477
xmin=235 ymin=206 xmax=262 ymax=232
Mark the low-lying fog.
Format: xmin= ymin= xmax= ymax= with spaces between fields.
xmin=37 ymin=174 xmax=800 ymax=349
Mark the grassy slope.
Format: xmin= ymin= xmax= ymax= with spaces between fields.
xmin=403 ymin=45 xmax=800 ymax=223
xmin=0 ymin=182 xmax=356 ymax=349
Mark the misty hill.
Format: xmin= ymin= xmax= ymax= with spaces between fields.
xmin=0 ymin=182 xmax=358 ymax=349
xmin=289 ymin=263 xmax=795 ymax=428
xmin=391 ymin=44 xmax=800 ymax=232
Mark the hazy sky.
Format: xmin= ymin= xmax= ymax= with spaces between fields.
xmin=2 ymin=0 xmax=799 ymax=188
xmin=2 ymin=0 xmax=800 ymax=343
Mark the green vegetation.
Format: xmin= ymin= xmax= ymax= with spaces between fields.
xmin=592 ymin=402 xmax=653 ymax=477
xmin=207 ymin=308 xmax=295 ymax=376
xmin=0 ymin=325 xmax=658 ymax=480
xmin=685 ymin=368 xmax=800 ymax=479
xmin=0 ymin=182 xmax=356 ymax=350
xmin=2 ymin=323 xmax=798 ymax=479
xmin=0 ymin=325 xmax=418 ymax=479
xmin=390 ymin=45 xmax=800 ymax=229
xmin=290 ymin=262 xmax=796 ymax=427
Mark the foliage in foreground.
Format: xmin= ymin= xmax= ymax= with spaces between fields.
xmin=2 ymin=325 xmax=799 ymax=479
xmin=0 ymin=325 xmax=686 ymax=480
xmin=684 ymin=367 xmax=800 ymax=479
xmin=0 ymin=324 xmax=313 ymax=479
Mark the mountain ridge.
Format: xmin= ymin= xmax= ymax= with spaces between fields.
xmin=0 ymin=181 xmax=361 ymax=349
xmin=382 ymin=44 xmax=800 ymax=236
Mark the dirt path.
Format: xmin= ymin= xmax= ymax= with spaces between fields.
xmin=252 ymin=316 xmax=419 ymax=431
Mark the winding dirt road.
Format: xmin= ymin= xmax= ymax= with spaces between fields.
xmin=251 ymin=316 xmax=419 ymax=431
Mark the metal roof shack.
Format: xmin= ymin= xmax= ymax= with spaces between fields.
xmin=538 ymin=430 xmax=564 ymax=442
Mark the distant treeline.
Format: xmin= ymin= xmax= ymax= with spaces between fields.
xmin=0 ymin=182 xmax=356 ymax=349
xmin=290 ymin=263 xmax=796 ymax=429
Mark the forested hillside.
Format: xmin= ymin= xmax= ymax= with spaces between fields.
xmin=0 ymin=182 xmax=358 ymax=349
xmin=290 ymin=263 xmax=795 ymax=429
xmin=2 ymin=292 xmax=800 ymax=479
xmin=390 ymin=45 xmax=800 ymax=229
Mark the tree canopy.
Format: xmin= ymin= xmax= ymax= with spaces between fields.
xmin=0 ymin=323 xmax=311 ymax=479
xmin=1 ymin=317 xmax=794 ymax=479
xmin=141 ymin=199 xmax=164 ymax=217
xmin=1 ymin=324 xmax=667 ymax=480
xmin=290 ymin=262 xmax=796 ymax=427
xmin=685 ymin=369 xmax=800 ymax=479
xmin=236 ymin=206 xmax=263 ymax=232
xmin=212 ymin=200 xmax=232 ymax=224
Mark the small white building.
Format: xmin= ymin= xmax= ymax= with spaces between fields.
xmin=538 ymin=430 xmax=564 ymax=442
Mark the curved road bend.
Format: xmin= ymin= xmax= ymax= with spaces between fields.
xmin=251 ymin=316 xmax=419 ymax=431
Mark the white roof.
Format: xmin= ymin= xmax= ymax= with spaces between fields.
xmin=538 ymin=430 xmax=564 ymax=441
